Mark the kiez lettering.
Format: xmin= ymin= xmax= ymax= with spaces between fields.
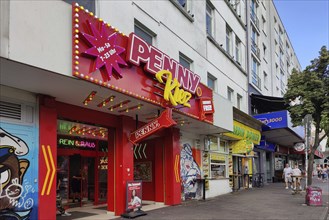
xmin=156 ymin=70 xmax=192 ymax=108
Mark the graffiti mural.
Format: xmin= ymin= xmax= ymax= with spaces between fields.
xmin=180 ymin=143 xmax=202 ymax=200
xmin=0 ymin=127 xmax=36 ymax=220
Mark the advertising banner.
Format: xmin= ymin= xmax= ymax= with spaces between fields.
xmin=126 ymin=181 xmax=142 ymax=211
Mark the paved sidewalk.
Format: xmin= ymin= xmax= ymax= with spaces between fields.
xmin=115 ymin=180 xmax=329 ymax=220
xmin=58 ymin=178 xmax=329 ymax=220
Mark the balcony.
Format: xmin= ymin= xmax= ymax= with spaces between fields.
xmin=251 ymin=40 xmax=260 ymax=60
xmin=252 ymin=71 xmax=261 ymax=89
xmin=250 ymin=10 xmax=260 ymax=31
xmin=280 ymin=59 xmax=284 ymax=69
xmin=279 ymin=36 xmax=283 ymax=48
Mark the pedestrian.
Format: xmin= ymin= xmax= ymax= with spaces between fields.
xmin=322 ymin=164 xmax=328 ymax=182
xmin=57 ymin=172 xmax=71 ymax=216
xmin=291 ymin=164 xmax=302 ymax=190
xmin=282 ymin=163 xmax=292 ymax=189
xmin=316 ymin=164 xmax=322 ymax=180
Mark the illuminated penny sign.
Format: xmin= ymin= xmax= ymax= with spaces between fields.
xmin=72 ymin=5 xmax=214 ymax=122
xmin=127 ymin=33 xmax=201 ymax=95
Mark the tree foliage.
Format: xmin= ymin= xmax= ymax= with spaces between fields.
xmin=284 ymin=46 xmax=329 ymax=185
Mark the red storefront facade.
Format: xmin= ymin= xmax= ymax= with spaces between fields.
xmin=37 ymin=3 xmax=220 ymax=219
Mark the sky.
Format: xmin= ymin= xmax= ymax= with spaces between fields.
xmin=273 ymin=0 xmax=329 ymax=70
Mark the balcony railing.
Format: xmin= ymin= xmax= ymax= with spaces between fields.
xmin=280 ymin=59 xmax=284 ymax=69
xmin=250 ymin=10 xmax=259 ymax=30
xmin=251 ymin=40 xmax=260 ymax=59
xmin=252 ymin=71 xmax=261 ymax=89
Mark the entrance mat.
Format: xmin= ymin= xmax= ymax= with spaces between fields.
xmin=56 ymin=211 xmax=97 ymax=220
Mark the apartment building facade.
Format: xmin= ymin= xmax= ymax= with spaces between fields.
xmin=0 ymin=0 xmax=301 ymax=219
xmin=247 ymin=0 xmax=304 ymax=183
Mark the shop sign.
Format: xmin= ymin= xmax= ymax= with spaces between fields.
xmin=256 ymin=139 xmax=276 ymax=152
xmin=126 ymin=181 xmax=142 ymax=210
xmin=155 ymin=70 xmax=192 ymax=107
xmin=72 ymin=4 xmax=214 ymax=123
xmin=127 ymin=33 xmax=200 ymax=95
xmin=294 ymin=143 xmax=305 ymax=152
xmin=253 ymin=110 xmax=288 ymax=129
xmin=199 ymin=97 xmax=214 ymax=120
xmin=231 ymin=140 xmax=254 ymax=154
xmin=129 ymin=108 xmax=176 ymax=145
xmin=224 ymin=121 xmax=261 ymax=144
xmin=58 ymin=138 xmax=96 ymax=148
xmin=210 ymin=153 xmax=226 ymax=162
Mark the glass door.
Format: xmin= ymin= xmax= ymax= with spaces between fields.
xmin=81 ymin=157 xmax=95 ymax=206
xmin=98 ymin=140 xmax=108 ymax=204
xmin=57 ymin=156 xmax=69 ymax=205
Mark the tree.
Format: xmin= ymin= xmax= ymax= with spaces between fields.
xmin=284 ymin=46 xmax=329 ymax=186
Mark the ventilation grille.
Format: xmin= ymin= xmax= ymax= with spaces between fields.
xmin=0 ymin=100 xmax=22 ymax=120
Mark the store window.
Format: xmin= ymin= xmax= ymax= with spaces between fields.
xmin=210 ymin=153 xmax=227 ymax=179
xmin=63 ymin=0 xmax=95 ymax=13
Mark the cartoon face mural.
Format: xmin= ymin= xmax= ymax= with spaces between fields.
xmin=0 ymin=127 xmax=34 ymax=220
xmin=180 ymin=143 xmax=202 ymax=200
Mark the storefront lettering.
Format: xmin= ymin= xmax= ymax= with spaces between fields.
xmin=258 ymin=117 xmax=283 ymax=125
xmin=155 ymin=70 xmax=192 ymax=108
xmin=58 ymin=138 xmax=96 ymax=148
xmin=127 ymin=33 xmax=201 ymax=94
xmin=135 ymin=120 xmax=160 ymax=139
xmin=233 ymin=125 xmax=245 ymax=138
xmin=245 ymin=131 xmax=260 ymax=143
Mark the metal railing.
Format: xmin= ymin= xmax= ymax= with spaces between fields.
xmin=252 ymin=71 xmax=261 ymax=89
xmin=251 ymin=40 xmax=260 ymax=59
xmin=250 ymin=10 xmax=259 ymax=30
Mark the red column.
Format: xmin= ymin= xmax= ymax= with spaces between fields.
xmin=38 ymin=96 xmax=57 ymax=220
xmin=107 ymin=128 xmax=115 ymax=212
xmin=114 ymin=116 xmax=135 ymax=215
xmin=164 ymin=127 xmax=181 ymax=205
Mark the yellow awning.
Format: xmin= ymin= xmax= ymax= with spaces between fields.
xmin=224 ymin=120 xmax=261 ymax=144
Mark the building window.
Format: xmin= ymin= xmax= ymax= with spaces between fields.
xmin=207 ymin=73 xmax=217 ymax=92
xmin=262 ymin=15 xmax=267 ymax=35
xmin=251 ymin=58 xmax=261 ymax=89
xmin=237 ymin=94 xmax=242 ymax=109
xmin=206 ymin=1 xmax=214 ymax=36
xmin=63 ymin=0 xmax=95 ymax=13
xmin=206 ymin=137 xmax=228 ymax=179
xmin=179 ymin=52 xmax=192 ymax=69
xmin=250 ymin=0 xmax=256 ymax=15
xmin=219 ymin=140 xmax=229 ymax=153
xmin=134 ymin=20 xmax=155 ymax=45
xmin=263 ymin=71 xmax=268 ymax=90
xmin=263 ymin=43 xmax=267 ymax=59
xmin=226 ymin=25 xmax=232 ymax=56
xmin=177 ymin=0 xmax=188 ymax=10
xmin=227 ymin=87 xmax=234 ymax=102
xmin=235 ymin=37 xmax=241 ymax=64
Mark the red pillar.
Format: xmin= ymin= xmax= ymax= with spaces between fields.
xmin=164 ymin=127 xmax=181 ymax=205
xmin=38 ymin=96 xmax=57 ymax=220
xmin=114 ymin=116 xmax=135 ymax=215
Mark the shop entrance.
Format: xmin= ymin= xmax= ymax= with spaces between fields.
xmin=133 ymin=137 xmax=164 ymax=203
xmin=56 ymin=120 xmax=110 ymax=208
